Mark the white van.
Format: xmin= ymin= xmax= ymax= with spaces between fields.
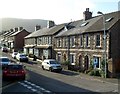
xmin=42 ymin=59 xmax=62 ymax=72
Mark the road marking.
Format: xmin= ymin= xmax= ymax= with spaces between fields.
xmin=18 ymin=80 xmax=52 ymax=93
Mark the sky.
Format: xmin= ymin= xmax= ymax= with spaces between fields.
xmin=0 ymin=0 xmax=119 ymax=24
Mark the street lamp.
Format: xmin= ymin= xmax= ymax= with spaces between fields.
xmin=97 ymin=11 xmax=107 ymax=78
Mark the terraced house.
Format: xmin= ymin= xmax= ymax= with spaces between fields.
xmin=24 ymin=21 xmax=65 ymax=59
xmin=55 ymin=9 xmax=120 ymax=77
xmin=1 ymin=27 xmax=30 ymax=52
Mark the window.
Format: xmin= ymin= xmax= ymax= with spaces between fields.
xmin=70 ymin=36 xmax=75 ymax=47
xmin=80 ymin=36 xmax=83 ymax=47
xmin=39 ymin=37 xmax=42 ymax=45
xmin=86 ymin=35 xmax=89 ymax=47
xmin=93 ymin=56 xmax=100 ymax=69
xmin=70 ymin=54 xmax=75 ymax=64
xmin=63 ymin=37 xmax=67 ymax=47
xmin=48 ymin=37 xmax=52 ymax=45
xmin=96 ymin=35 xmax=100 ymax=47
xmin=57 ymin=38 xmax=61 ymax=47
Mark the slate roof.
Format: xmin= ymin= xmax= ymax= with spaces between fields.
xmin=25 ymin=24 xmax=65 ymax=38
xmin=56 ymin=11 xmax=119 ymax=37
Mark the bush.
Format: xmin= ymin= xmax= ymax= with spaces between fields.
xmin=62 ymin=61 xmax=70 ymax=65
xmin=88 ymin=70 xmax=94 ymax=76
xmin=88 ymin=69 xmax=101 ymax=76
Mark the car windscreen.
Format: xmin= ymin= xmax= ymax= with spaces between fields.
xmin=7 ymin=65 xmax=23 ymax=70
xmin=49 ymin=61 xmax=58 ymax=64
xmin=20 ymin=54 xmax=26 ymax=57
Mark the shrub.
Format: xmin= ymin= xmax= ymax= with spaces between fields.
xmin=62 ymin=61 xmax=70 ymax=65
xmin=88 ymin=69 xmax=101 ymax=76
xmin=88 ymin=70 xmax=94 ymax=76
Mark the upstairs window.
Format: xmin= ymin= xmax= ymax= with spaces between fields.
xmin=86 ymin=35 xmax=89 ymax=47
xmin=96 ymin=34 xmax=100 ymax=47
xmin=63 ymin=37 xmax=67 ymax=47
xmin=80 ymin=36 xmax=83 ymax=47
xmin=70 ymin=36 xmax=75 ymax=47
xmin=58 ymin=38 xmax=62 ymax=47
xmin=48 ymin=37 xmax=52 ymax=45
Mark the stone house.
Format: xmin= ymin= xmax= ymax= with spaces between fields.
xmin=54 ymin=10 xmax=120 ymax=77
xmin=24 ymin=21 xmax=65 ymax=59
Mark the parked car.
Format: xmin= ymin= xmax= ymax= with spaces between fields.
xmin=1 ymin=47 xmax=8 ymax=52
xmin=42 ymin=59 xmax=62 ymax=72
xmin=11 ymin=52 xmax=18 ymax=59
xmin=16 ymin=53 xmax=28 ymax=62
xmin=2 ymin=63 xmax=26 ymax=80
xmin=0 ymin=57 xmax=11 ymax=69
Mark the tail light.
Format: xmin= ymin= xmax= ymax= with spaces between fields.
xmin=3 ymin=70 xmax=8 ymax=74
xmin=19 ymin=70 xmax=26 ymax=74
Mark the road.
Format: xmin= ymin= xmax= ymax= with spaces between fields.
xmin=1 ymin=52 xmax=119 ymax=94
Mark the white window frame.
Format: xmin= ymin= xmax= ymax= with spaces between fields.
xmin=80 ymin=36 xmax=83 ymax=47
xmin=70 ymin=53 xmax=76 ymax=65
xmin=96 ymin=34 xmax=101 ymax=47
xmin=70 ymin=36 xmax=75 ymax=47
xmin=86 ymin=35 xmax=90 ymax=47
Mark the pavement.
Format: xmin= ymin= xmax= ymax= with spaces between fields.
xmin=79 ymin=72 xmax=118 ymax=85
xmin=28 ymin=58 xmax=119 ymax=85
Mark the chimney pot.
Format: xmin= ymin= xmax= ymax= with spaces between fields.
xmin=83 ymin=8 xmax=92 ymax=20
xmin=18 ymin=27 xmax=23 ymax=31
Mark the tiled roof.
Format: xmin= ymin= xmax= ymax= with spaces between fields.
xmin=25 ymin=24 xmax=65 ymax=38
xmin=86 ymin=11 xmax=120 ymax=32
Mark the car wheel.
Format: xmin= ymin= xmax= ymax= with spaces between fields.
xmin=49 ymin=67 xmax=52 ymax=72
xmin=42 ymin=66 xmax=45 ymax=70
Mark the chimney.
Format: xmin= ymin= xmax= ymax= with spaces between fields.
xmin=83 ymin=8 xmax=92 ymax=20
xmin=47 ymin=20 xmax=55 ymax=28
xmin=35 ymin=25 xmax=41 ymax=31
xmin=14 ymin=27 xmax=18 ymax=32
xmin=18 ymin=27 xmax=23 ymax=31
xmin=10 ymin=29 xmax=14 ymax=32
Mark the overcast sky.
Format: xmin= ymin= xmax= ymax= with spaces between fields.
xmin=0 ymin=0 xmax=119 ymax=24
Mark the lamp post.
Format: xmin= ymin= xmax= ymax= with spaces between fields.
xmin=97 ymin=11 xmax=107 ymax=78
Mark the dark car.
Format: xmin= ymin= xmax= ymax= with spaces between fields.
xmin=2 ymin=63 xmax=26 ymax=80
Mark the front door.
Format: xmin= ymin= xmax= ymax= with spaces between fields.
xmin=79 ymin=55 xmax=82 ymax=69
xmin=84 ymin=55 xmax=89 ymax=70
